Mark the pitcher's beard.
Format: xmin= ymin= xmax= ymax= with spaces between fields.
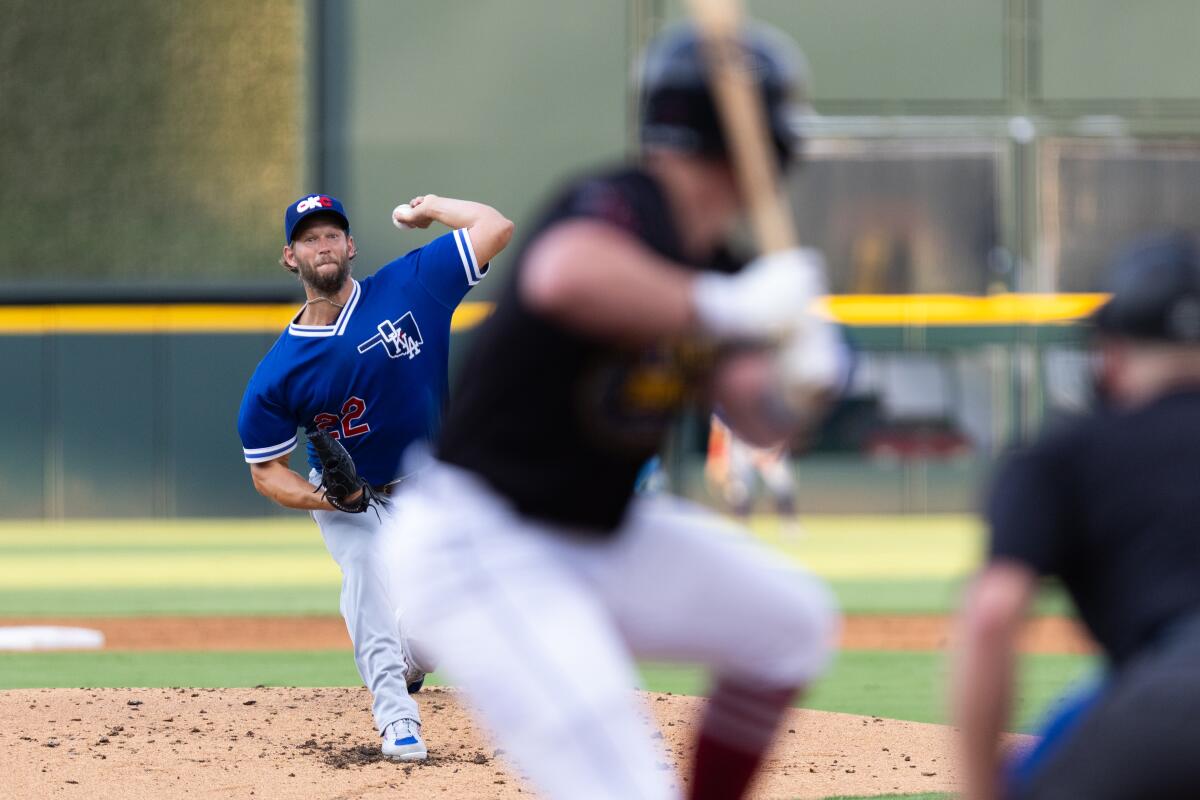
xmin=301 ymin=259 xmax=351 ymax=295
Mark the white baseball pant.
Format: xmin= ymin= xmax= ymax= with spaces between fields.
xmin=310 ymin=471 xmax=421 ymax=734
xmin=383 ymin=461 xmax=838 ymax=800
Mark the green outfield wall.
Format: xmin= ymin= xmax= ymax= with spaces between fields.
xmin=0 ymin=298 xmax=1090 ymax=519
xmin=4 ymin=1 xmax=1199 ymax=517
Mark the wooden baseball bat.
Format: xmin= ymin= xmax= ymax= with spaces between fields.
xmin=684 ymin=0 xmax=798 ymax=255
xmin=686 ymin=0 xmax=844 ymax=425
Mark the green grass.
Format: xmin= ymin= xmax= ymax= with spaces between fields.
xmin=0 ymin=514 xmax=981 ymax=591
xmin=0 ymin=586 xmax=341 ymax=617
xmin=0 ymin=650 xmax=361 ymax=689
xmin=0 ymin=580 xmax=1075 ymax=619
xmin=0 ymin=649 xmax=1094 ymax=733
xmin=644 ymin=650 xmax=1094 ymax=731
xmin=830 ymin=579 xmax=967 ymax=614
xmin=0 ymin=515 xmax=1082 ymax=618
xmin=829 ymin=577 xmax=1073 ymax=616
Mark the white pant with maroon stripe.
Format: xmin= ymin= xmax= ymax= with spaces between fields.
xmin=382 ymin=461 xmax=838 ymax=800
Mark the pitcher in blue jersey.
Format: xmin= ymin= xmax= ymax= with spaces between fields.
xmin=237 ymin=193 xmax=513 ymax=761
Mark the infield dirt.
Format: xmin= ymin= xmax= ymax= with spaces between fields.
xmin=0 ymin=613 xmax=1095 ymax=653
xmin=0 ymin=614 xmax=1063 ymax=797
xmin=0 ymin=686 xmax=1030 ymax=799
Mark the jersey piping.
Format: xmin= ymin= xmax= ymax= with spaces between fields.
xmin=287 ymin=279 xmax=362 ymax=338
xmin=452 ymin=229 xmax=485 ymax=286
xmin=243 ymin=433 xmax=298 ymax=463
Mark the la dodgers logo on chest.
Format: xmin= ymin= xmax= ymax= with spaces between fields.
xmin=357 ymin=312 xmax=424 ymax=360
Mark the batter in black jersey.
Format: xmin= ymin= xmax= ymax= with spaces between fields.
xmin=439 ymin=167 xmax=735 ymax=530
xmin=953 ymin=234 xmax=1200 ymax=800
xmin=382 ymin=21 xmax=848 ymax=800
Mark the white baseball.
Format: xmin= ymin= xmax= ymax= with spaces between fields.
xmin=392 ymin=203 xmax=414 ymax=229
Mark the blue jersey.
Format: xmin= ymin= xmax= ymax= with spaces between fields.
xmin=238 ymin=229 xmax=487 ymax=485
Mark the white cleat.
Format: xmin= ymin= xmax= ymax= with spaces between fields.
xmin=381 ymin=718 xmax=427 ymax=762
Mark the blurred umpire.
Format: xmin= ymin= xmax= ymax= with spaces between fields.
xmin=953 ymin=234 xmax=1200 ymax=800
xmin=382 ymin=20 xmax=846 ymax=800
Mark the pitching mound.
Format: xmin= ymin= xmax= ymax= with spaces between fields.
xmin=1 ymin=686 xmax=1022 ymax=799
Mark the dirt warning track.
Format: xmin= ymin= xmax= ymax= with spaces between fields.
xmin=0 ymin=614 xmax=1096 ymax=653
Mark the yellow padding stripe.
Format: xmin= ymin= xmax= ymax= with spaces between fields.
xmin=0 ymin=294 xmax=1109 ymax=334
xmin=819 ymin=293 xmax=1108 ymax=326
xmin=0 ymin=302 xmax=497 ymax=334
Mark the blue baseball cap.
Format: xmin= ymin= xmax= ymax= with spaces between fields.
xmin=284 ymin=194 xmax=351 ymax=243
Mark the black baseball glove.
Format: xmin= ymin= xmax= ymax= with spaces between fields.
xmin=307 ymin=429 xmax=383 ymax=515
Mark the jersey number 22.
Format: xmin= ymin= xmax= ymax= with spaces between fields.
xmin=313 ymin=397 xmax=370 ymax=440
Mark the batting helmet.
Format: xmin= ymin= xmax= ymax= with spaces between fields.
xmin=1094 ymin=233 xmax=1200 ymax=343
xmin=636 ymin=21 xmax=811 ymax=169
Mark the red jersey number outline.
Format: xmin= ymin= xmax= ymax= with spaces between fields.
xmin=313 ymin=396 xmax=371 ymax=440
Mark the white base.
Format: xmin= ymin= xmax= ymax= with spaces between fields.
xmin=0 ymin=626 xmax=105 ymax=651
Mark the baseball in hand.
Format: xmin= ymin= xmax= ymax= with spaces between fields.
xmin=392 ymin=203 xmax=415 ymax=229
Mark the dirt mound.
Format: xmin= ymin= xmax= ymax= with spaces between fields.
xmin=0 ymin=686 xmax=1027 ymax=799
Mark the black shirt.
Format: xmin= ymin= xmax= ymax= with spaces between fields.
xmin=987 ymin=390 xmax=1200 ymax=666
xmin=437 ymin=166 xmax=707 ymax=532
